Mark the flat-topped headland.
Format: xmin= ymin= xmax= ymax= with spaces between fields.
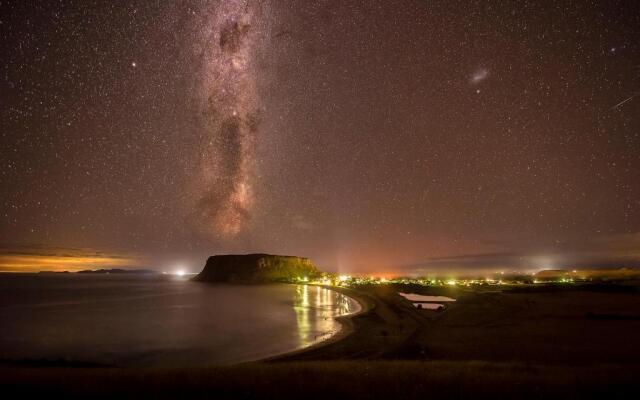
xmin=193 ymin=254 xmax=321 ymax=283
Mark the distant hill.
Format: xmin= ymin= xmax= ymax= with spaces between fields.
xmin=534 ymin=267 xmax=640 ymax=280
xmin=38 ymin=271 xmax=71 ymax=274
xmin=194 ymin=254 xmax=321 ymax=283
xmin=76 ymin=268 xmax=157 ymax=274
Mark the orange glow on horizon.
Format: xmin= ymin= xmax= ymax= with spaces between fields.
xmin=0 ymin=253 xmax=144 ymax=273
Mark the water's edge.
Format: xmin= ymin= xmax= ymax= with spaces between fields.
xmin=259 ymin=285 xmax=372 ymax=364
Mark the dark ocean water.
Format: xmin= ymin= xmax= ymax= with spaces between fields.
xmin=0 ymin=274 xmax=359 ymax=367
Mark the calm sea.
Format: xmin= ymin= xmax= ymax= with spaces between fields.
xmin=0 ymin=274 xmax=360 ymax=367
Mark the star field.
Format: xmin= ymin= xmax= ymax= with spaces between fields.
xmin=1 ymin=0 xmax=639 ymax=274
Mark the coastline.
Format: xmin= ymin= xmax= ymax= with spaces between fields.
xmin=260 ymin=285 xmax=375 ymax=363
xmin=270 ymin=283 xmax=430 ymax=362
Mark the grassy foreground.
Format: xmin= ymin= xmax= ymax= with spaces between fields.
xmin=2 ymin=360 xmax=639 ymax=399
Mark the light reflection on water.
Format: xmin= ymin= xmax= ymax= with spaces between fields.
xmin=293 ymin=285 xmax=359 ymax=347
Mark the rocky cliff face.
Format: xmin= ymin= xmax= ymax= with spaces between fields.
xmin=193 ymin=254 xmax=321 ymax=283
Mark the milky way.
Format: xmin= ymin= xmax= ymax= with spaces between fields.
xmin=190 ymin=0 xmax=270 ymax=238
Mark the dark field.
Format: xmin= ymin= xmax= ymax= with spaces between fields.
xmin=3 ymin=281 xmax=640 ymax=398
xmin=418 ymin=283 xmax=640 ymax=364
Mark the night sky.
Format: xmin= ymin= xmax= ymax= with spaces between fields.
xmin=2 ymin=1 xmax=639 ymax=274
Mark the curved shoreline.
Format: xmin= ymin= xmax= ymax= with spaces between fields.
xmin=259 ymin=285 xmax=374 ymax=363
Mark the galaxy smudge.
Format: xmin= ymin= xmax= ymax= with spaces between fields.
xmin=191 ymin=0 xmax=269 ymax=238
